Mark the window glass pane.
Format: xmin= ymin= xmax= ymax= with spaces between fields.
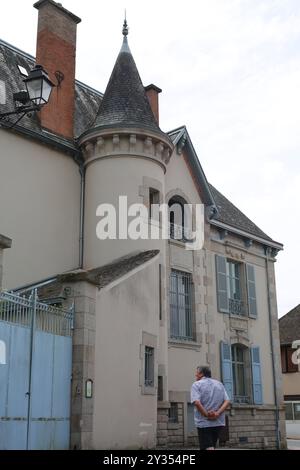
xmin=170 ymin=270 xmax=193 ymax=340
xmin=237 ymin=347 xmax=244 ymax=362
xmin=293 ymin=403 xmax=300 ymax=420
xmin=231 ymin=345 xmax=246 ymax=400
xmin=227 ymin=262 xmax=241 ymax=301
xmin=285 ymin=402 xmax=293 ymax=420
xmin=236 ymin=364 xmax=245 ymax=395
xmin=145 ymin=346 xmax=154 ymax=387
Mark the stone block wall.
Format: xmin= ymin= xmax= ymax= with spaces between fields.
xmin=157 ymin=403 xmax=184 ymax=448
xmin=159 ymin=402 xmax=286 ymax=449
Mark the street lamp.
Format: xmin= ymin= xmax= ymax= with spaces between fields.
xmin=0 ymin=64 xmax=54 ymax=127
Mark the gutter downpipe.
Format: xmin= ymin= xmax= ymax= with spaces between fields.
xmin=79 ymin=162 xmax=85 ymax=269
xmin=265 ymin=247 xmax=280 ymax=449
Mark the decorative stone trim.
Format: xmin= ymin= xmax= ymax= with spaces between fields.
xmin=79 ymin=127 xmax=173 ymax=171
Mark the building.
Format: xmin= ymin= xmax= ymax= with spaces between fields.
xmin=279 ymin=305 xmax=300 ymax=439
xmin=0 ymin=0 xmax=286 ymax=449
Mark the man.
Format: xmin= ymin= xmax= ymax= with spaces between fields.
xmin=191 ymin=366 xmax=230 ymax=450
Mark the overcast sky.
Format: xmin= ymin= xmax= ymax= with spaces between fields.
xmin=1 ymin=0 xmax=299 ymax=318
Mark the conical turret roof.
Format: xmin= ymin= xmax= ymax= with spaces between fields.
xmin=90 ymin=22 xmax=164 ymax=136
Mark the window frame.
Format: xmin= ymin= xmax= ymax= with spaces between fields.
xmin=169 ymin=269 xmax=195 ymax=341
xmin=144 ymin=346 xmax=154 ymax=387
xmin=231 ymin=344 xmax=251 ymax=404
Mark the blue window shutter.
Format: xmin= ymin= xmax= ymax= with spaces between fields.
xmin=251 ymin=346 xmax=263 ymax=404
xmin=246 ymin=265 xmax=257 ymax=318
xmin=216 ymin=255 xmax=229 ymax=313
xmin=220 ymin=341 xmax=233 ymax=400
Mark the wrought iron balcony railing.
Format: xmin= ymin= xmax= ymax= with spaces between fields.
xmin=229 ymin=298 xmax=246 ymax=316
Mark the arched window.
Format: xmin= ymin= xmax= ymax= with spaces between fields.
xmin=168 ymin=196 xmax=191 ymax=241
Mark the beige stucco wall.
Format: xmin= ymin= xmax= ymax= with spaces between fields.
xmin=283 ymin=372 xmax=300 ymax=396
xmin=165 ymin=149 xmax=202 ymax=205
xmin=0 ymin=130 xmax=81 ymax=289
xmin=84 ymin=155 xmax=165 ymax=270
xmin=93 ymin=257 xmax=160 ymax=449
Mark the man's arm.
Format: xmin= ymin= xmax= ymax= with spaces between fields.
xmin=193 ymin=399 xmax=209 ymax=418
xmin=214 ymin=399 xmax=230 ymax=418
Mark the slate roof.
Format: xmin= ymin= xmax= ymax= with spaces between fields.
xmin=57 ymin=250 xmax=159 ymax=288
xmin=209 ymin=184 xmax=273 ymax=241
xmin=33 ymin=250 xmax=160 ymax=302
xmin=279 ymin=304 xmax=300 ymax=344
xmin=87 ymin=36 xmax=165 ymax=138
xmin=0 ymin=39 xmax=102 ymax=142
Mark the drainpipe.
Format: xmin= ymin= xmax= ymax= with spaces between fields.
xmin=265 ymin=247 xmax=280 ymax=449
xmin=79 ymin=162 xmax=85 ymax=269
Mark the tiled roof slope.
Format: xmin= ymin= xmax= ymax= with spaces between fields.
xmin=279 ymin=304 xmax=300 ymax=344
xmin=89 ymin=37 xmax=165 ymax=137
xmin=209 ymin=184 xmax=273 ymax=241
xmin=34 ymin=250 xmax=160 ymax=301
xmin=0 ymin=39 xmax=102 ymax=139
xmin=57 ymin=250 xmax=159 ymax=288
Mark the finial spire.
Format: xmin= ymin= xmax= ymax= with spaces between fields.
xmin=122 ymin=11 xmax=128 ymax=37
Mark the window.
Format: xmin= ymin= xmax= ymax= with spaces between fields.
xmin=285 ymin=401 xmax=300 ymax=421
xmin=149 ymin=188 xmax=160 ymax=220
xmin=285 ymin=402 xmax=293 ymax=420
xmin=144 ymin=346 xmax=154 ymax=387
xmin=168 ymin=403 xmax=178 ymax=423
xmin=168 ymin=196 xmax=191 ymax=241
xmin=170 ymin=270 xmax=194 ymax=341
xmin=221 ymin=342 xmax=263 ymax=405
xmin=216 ymin=255 xmax=257 ymax=318
xmin=281 ymin=345 xmax=298 ymax=373
xmin=231 ymin=344 xmax=247 ymax=402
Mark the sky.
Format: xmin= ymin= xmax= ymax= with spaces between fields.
xmin=0 ymin=0 xmax=299 ymax=318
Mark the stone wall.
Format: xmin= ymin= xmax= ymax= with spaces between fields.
xmin=227 ymin=406 xmax=286 ymax=449
xmin=158 ymin=402 xmax=287 ymax=449
xmin=62 ymin=281 xmax=96 ymax=450
xmin=157 ymin=403 xmax=184 ymax=448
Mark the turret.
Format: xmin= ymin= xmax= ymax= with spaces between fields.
xmin=79 ymin=21 xmax=173 ymax=269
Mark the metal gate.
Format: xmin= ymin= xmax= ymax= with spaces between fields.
xmin=0 ymin=290 xmax=73 ymax=450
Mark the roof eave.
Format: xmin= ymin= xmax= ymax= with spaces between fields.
xmin=210 ymin=219 xmax=283 ymax=250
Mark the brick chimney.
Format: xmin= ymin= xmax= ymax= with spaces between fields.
xmin=34 ymin=0 xmax=81 ymax=139
xmin=145 ymin=84 xmax=162 ymax=125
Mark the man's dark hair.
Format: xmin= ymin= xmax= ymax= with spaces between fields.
xmin=197 ymin=366 xmax=211 ymax=378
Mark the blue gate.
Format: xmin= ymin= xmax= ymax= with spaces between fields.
xmin=0 ymin=290 xmax=73 ymax=450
